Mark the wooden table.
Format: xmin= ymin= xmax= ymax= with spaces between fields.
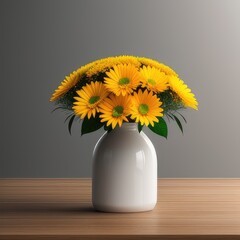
xmin=1 ymin=179 xmax=240 ymax=240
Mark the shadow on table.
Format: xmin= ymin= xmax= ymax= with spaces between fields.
xmin=1 ymin=203 xmax=100 ymax=215
xmin=1 ymin=203 xmax=146 ymax=215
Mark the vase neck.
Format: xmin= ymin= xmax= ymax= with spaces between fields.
xmin=116 ymin=123 xmax=138 ymax=131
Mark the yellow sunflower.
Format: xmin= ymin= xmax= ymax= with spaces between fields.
xmin=86 ymin=56 xmax=141 ymax=77
xmin=50 ymin=71 xmax=79 ymax=101
xmin=137 ymin=57 xmax=178 ymax=76
xmin=73 ymin=82 xmax=108 ymax=119
xmin=130 ymin=89 xmax=163 ymax=126
xmin=169 ymin=76 xmax=198 ymax=110
xmin=140 ymin=66 xmax=169 ymax=93
xmin=99 ymin=94 xmax=132 ymax=129
xmin=104 ymin=64 xmax=141 ymax=96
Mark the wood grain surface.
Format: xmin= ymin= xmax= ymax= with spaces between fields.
xmin=1 ymin=178 xmax=240 ymax=240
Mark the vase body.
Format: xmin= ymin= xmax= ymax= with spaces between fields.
xmin=92 ymin=123 xmax=157 ymax=212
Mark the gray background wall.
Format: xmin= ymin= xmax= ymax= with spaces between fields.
xmin=1 ymin=0 xmax=240 ymax=178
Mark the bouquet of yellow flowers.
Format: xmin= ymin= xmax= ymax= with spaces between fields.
xmin=50 ymin=55 xmax=198 ymax=138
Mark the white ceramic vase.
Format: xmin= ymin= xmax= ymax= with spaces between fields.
xmin=92 ymin=123 xmax=157 ymax=212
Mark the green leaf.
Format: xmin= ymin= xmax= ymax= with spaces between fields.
xmin=148 ymin=117 xmax=168 ymax=139
xmin=138 ymin=123 xmax=144 ymax=133
xmin=51 ymin=106 xmax=66 ymax=113
xmin=68 ymin=115 xmax=75 ymax=135
xmin=81 ymin=115 xmax=104 ymax=135
xmin=177 ymin=112 xmax=187 ymax=123
xmin=166 ymin=113 xmax=175 ymax=121
xmin=172 ymin=114 xmax=183 ymax=134
xmin=104 ymin=124 xmax=112 ymax=133
xmin=64 ymin=114 xmax=74 ymax=123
